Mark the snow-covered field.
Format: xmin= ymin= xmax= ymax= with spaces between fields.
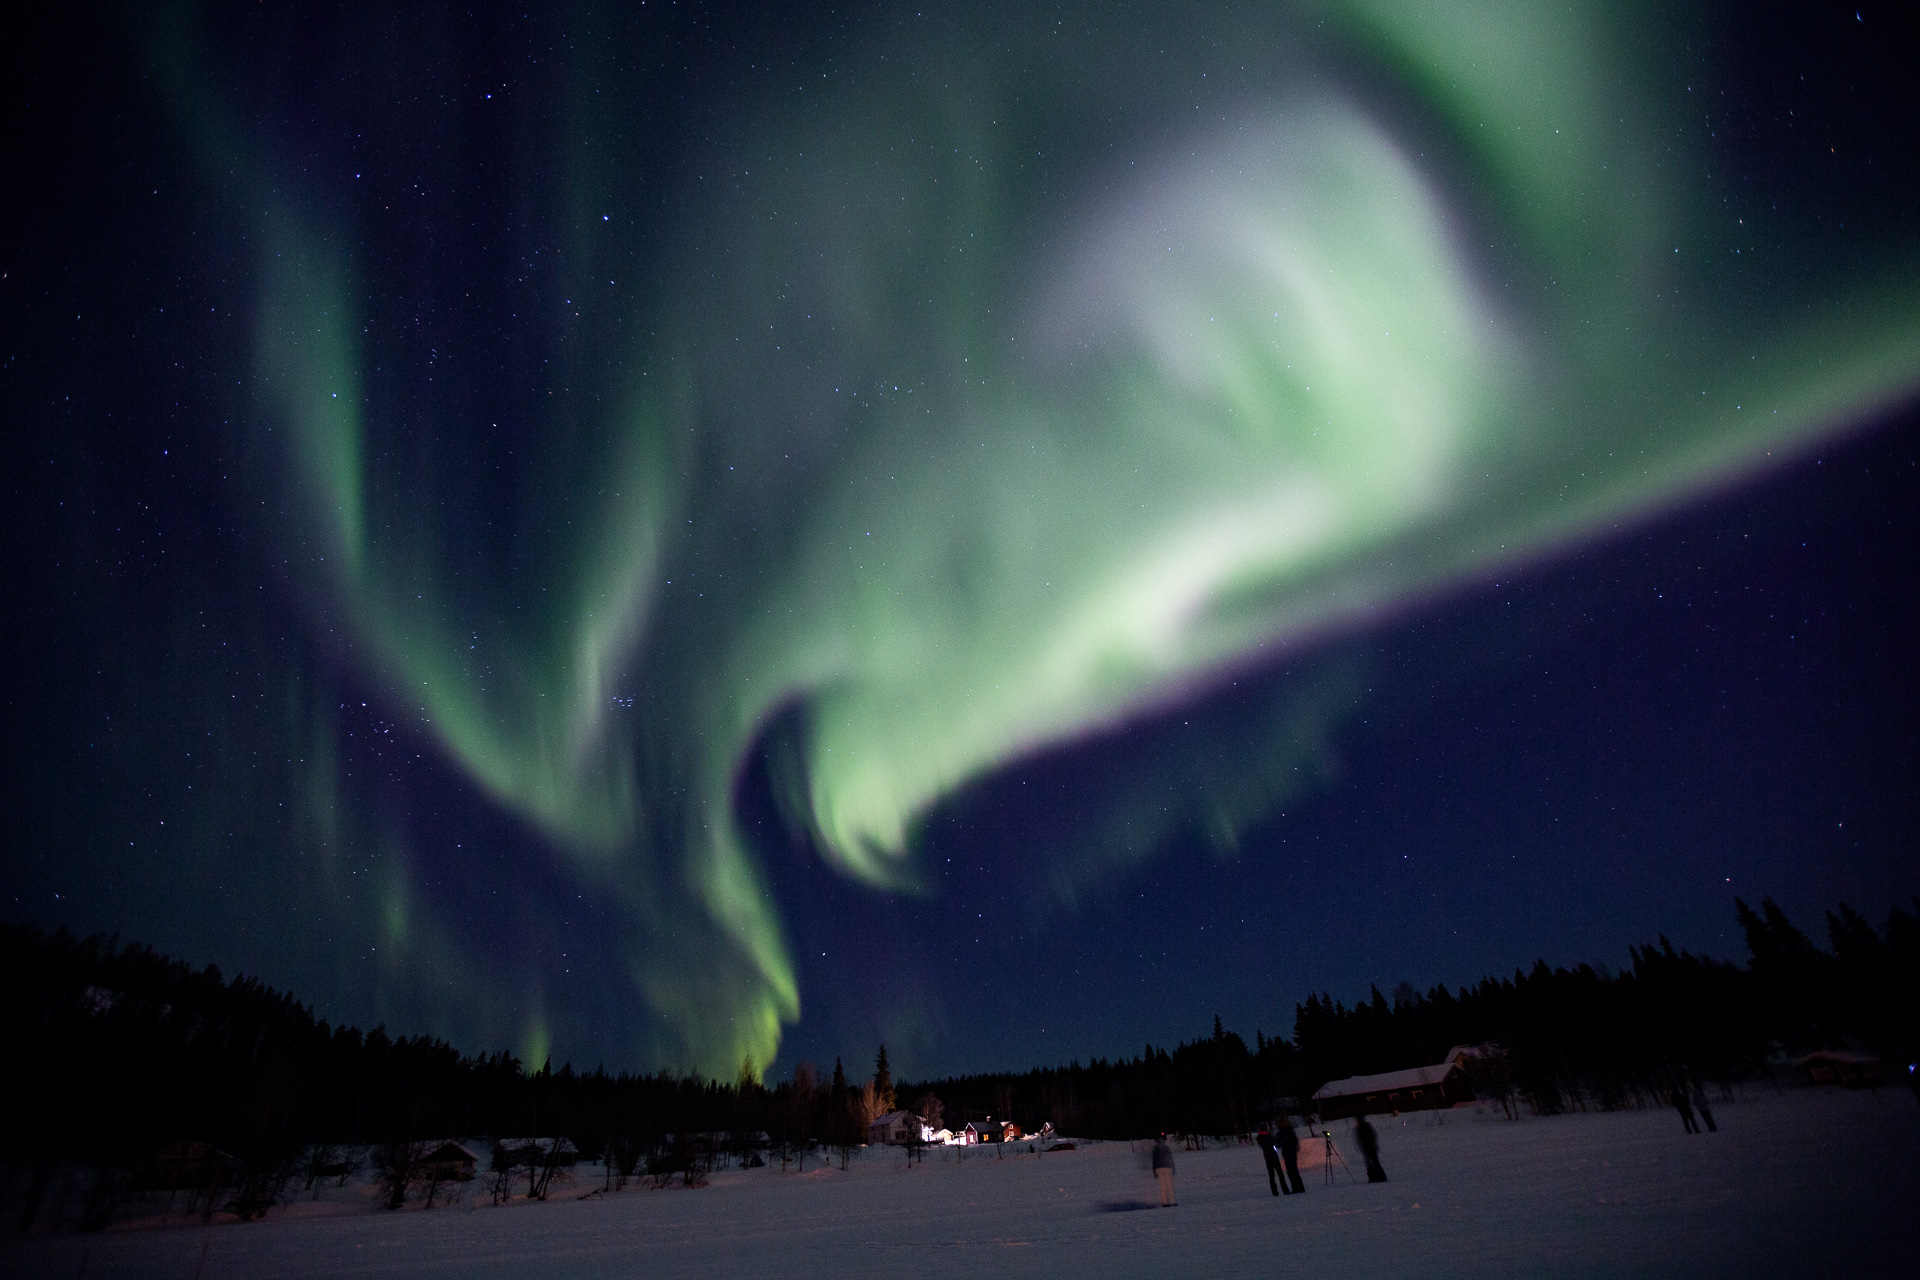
xmin=10 ymin=1086 xmax=1915 ymax=1278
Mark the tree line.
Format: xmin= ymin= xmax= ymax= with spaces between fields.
xmin=2 ymin=896 xmax=1913 ymax=1227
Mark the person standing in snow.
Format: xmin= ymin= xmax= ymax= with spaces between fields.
xmin=1275 ymin=1115 xmax=1306 ymax=1195
xmin=1672 ymin=1083 xmax=1699 ymax=1134
xmin=1151 ymin=1134 xmax=1176 ymax=1206
xmin=1690 ymin=1080 xmax=1717 ymax=1133
xmin=1353 ymin=1115 xmax=1387 ymax=1183
xmin=1257 ymin=1128 xmax=1288 ymax=1195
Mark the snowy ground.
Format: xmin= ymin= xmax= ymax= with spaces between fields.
xmin=9 ymin=1085 xmax=1915 ymax=1278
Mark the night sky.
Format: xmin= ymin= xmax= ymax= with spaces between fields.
xmin=5 ymin=2 xmax=1917 ymax=1080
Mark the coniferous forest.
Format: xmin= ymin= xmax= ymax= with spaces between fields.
xmin=3 ymin=897 xmax=1915 ymax=1230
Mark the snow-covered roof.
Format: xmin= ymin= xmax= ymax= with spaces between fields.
xmin=424 ymin=1143 xmax=480 ymax=1166
xmin=870 ymin=1110 xmax=916 ymax=1127
xmin=1312 ymin=1062 xmax=1461 ymax=1100
xmin=421 ymin=1141 xmax=479 ymax=1162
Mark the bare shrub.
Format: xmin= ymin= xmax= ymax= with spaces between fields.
xmin=376 ymin=1140 xmax=429 ymax=1211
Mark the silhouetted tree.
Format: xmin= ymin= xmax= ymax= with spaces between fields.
xmin=873 ymin=1045 xmax=895 ymax=1112
xmin=1737 ymin=896 xmax=1835 ymax=1051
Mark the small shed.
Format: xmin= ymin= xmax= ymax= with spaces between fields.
xmin=1311 ymin=1061 xmax=1476 ymax=1120
xmin=1792 ymin=1051 xmax=1883 ymax=1089
xmin=416 ymin=1141 xmax=479 ymax=1181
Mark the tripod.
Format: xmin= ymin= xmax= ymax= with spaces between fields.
xmin=1321 ymin=1129 xmax=1356 ymax=1185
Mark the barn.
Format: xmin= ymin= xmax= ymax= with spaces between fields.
xmin=1311 ymin=1060 xmax=1476 ymax=1120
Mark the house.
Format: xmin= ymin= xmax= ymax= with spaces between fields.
xmin=963 ymin=1120 xmax=1006 ymax=1144
xmin=1442 ymin=1043 xmax=1502 ymax=1069
xmin=868 ymin=1110 xmax=931 ymax=1145
xmin=491 ymin=1137 xmax=580 ymax=1171
xmin=415 ymin=1141 xmax=479 ymax=1181
xmin=1311 ymin=1059 xmax=1477 ymax=1120
xmin=1440 ymin=1043 xmax=1512 ymax=1098
xmin=1792 ymin=1050 xmax=1884 ymax=1089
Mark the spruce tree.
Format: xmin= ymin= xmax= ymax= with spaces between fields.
xmin=874 ymin=1045 xmax=895 ymax=1111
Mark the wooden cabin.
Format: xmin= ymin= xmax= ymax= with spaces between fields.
xmin=416 ymin=1141 xmax=479 ymax=1181
xmin=963 ymin=1120 xmax=1006 ymax=1144
xmin=1311 ymin=1060 xmax=1476 ymax=1120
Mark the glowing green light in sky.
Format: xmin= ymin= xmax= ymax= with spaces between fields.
xmin=174 ymin=1 xmax=1920 ymax=1075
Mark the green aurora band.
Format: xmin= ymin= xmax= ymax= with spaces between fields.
xmin=170 ymin=2 xmax=1920 ymax=1074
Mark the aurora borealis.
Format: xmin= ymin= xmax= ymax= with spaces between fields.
xmin=7 ymin=2 xmax=1919 ymax=1077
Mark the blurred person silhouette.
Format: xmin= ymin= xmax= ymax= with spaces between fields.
xmin=1673 ymin=1082 xmax=1699 ymax=1134
xmin=1690 ymin=1079 xmax=1717 ymax=1133
xmin=1275 ymin=1114 xmax=1306 ymax=1194
xmin=1354 ymin=1115 xmax=1387 ymax=1183
xmin=1151 ymin=1134 xmax=1176 ymax=1207
xmin=1256 ymin=1127 xmax=1288 ymax=1195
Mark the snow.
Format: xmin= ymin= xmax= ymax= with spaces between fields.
xmin=8 ymin=1085 xmax=1915 ymax=1278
